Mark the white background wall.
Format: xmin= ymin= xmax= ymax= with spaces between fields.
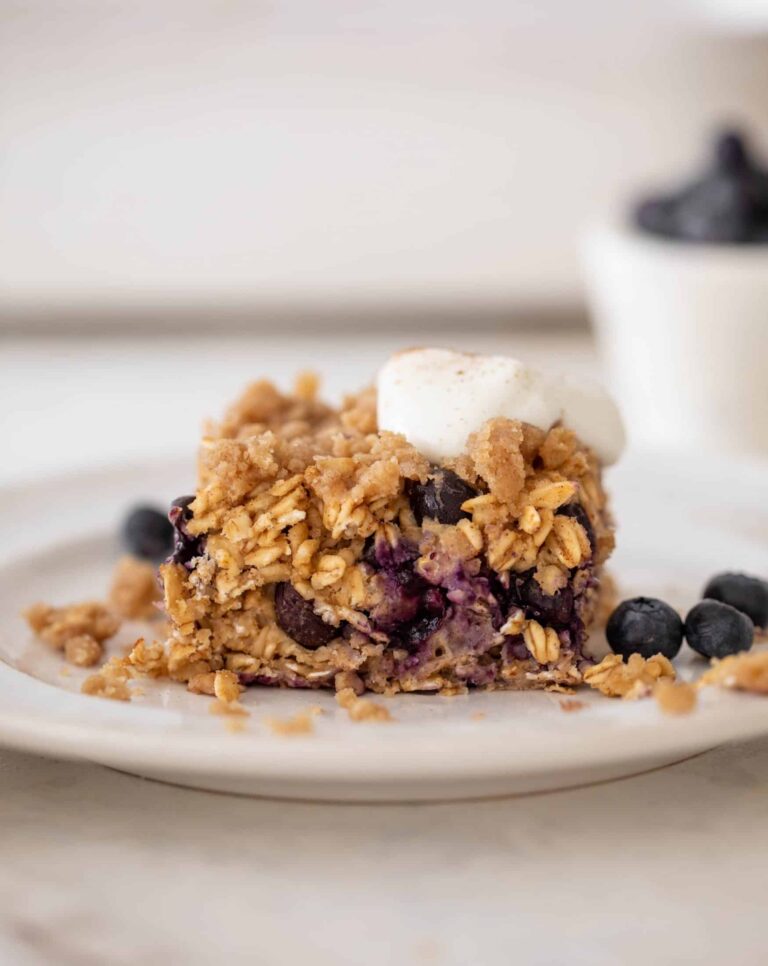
xmin=1 ymin=1 xmax=767 ymax=324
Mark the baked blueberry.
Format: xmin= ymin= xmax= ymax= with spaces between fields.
xmin=168 ymin=495 xmax=205 ymax=566
xmin=409 ymin=469 xmax=477 ymax=525
xmin=606 ymin=597 xmax=684 ymax=660
xmin=685 ymin=599 xmax=754 ymax=659
xmin=702 ymin=572 xmax=768 ymax=629
xmin=274 ymin=582 xmax=338 ymax=649
xmin=122 ymin=505 xmax=174 ymax=561
xmin=522 ymin=576 xmax=575 ymax=629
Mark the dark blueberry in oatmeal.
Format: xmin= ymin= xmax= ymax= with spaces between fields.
xmin=169 ymin=495 xmax=205 ymax=567
xmin=557 ymin=502 xmax=594 ymax=552
xmin=274 ymin=582 xmax=338 ymax=649
xmin=122 ymin=505 xmax=174 ymax=561
xmin=522 ymin=576 xmax=575 ymax=629
xmin=703 ymin=572 xmax=768 ymax=629
xmin=409 ymin=469 xmax=477 ymax=525
xmin=685 ymin=599 xmax=754 ymax=659
xmin=607 ymin=597 xmax=684 ymax=660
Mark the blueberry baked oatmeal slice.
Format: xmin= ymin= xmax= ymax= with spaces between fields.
xmin=160 ymin=349 xmax=624 ymax=695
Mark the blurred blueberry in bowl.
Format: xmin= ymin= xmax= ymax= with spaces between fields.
xmin=583 ymin=126 xmax=768 ymax=458
xmin=633 ymin=130 xmax=768 ymax=245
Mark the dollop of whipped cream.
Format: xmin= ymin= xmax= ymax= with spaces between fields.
xmin=376 ymin=348 xmax=625 ymax=466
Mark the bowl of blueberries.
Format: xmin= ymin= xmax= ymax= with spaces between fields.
xmin=584 ymin=128 xmax=768 ymax=458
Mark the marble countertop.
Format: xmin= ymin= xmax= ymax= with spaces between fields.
xmin=2 ymin=329 xmax=767 ymax=965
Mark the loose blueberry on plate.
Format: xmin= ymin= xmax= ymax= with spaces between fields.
xmin=122 ymin=505 xmax=174 ymax=561
xmin=274 ymin=582 xmax=338 ymax=649
xmin=685 ymin=599 xmax=754 ymax=660
xmin=409 ymin=468 xmax=477 ymax=525
xmin=702 ymin=572 xmax=768 ymax=629
xmin=606 ymin=597 xmax=684 ymax=660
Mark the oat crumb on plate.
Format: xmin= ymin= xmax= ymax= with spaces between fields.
xmin=109 ymin=555 xmax=161 ymax=620
xmin=583 ymin=652 xmax=675 ymax=699
xmin=210 ymin=699 xmax=249 ymax=717
xmin=126 ymin=638 xmax=168 ymax=677
xmin=81 ymin=657 xmax=134 ymax=702
xmin=264 ymin=708 xmax=323 ymax=736
xmin=699 ymin=649 xmax=768 ymax=694
xmin=559 ymin=698 xmax=586 ymax=713
xmin=63 ymin=634 xmax=103 ymax=667
xmin=23 ymin=600 xmax=119 ymax=666
xmin=654 ymin=678 xmax=697 ymax=715
xmin=208 ymin=670 xmax=249 ymax=716
xmin=335 ymin=687 xmax=393 ymax=722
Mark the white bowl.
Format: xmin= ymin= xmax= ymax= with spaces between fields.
xmin=583 ymin=221 xmax=768 ymax=456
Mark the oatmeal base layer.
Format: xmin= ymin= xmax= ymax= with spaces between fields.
xmin=160 ymin=375 xmax=615 ymax=695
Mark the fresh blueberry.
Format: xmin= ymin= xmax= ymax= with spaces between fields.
xmin=635 ymin=197 xmax=680 ymax=240
xmin=273 ymin=582 xmax=338 ymax=649
xmin=633 ymin=127 xmax=768 ymax=244
xmin=557 ymin=502 xmax=594 ymax=552
xmin=685 ymin=599 xmax=754 ymax=659
xmin=703 ymin=572 xmax=768 ymax=629
xmin=409 ymin=469 xmax=477 ymax=526
xmin=606 ymin=597 xmax=684 ymax=660
xmin=168 ymin=495 xmax=205 ymax=566
xmin=673 ymin=175 xmax=752 ymax=244
xmin=122 ymin=505 xmax=174 ymax=561
xmin=715 ymin=131 xmax=749 ymax=173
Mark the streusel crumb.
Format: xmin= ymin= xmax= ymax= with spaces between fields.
xmin=335 ymin=687 xmax=393 ymax=722
xmin=265 ymin=708 xmax=322 ymax=736
xmin=213 ymin=669 xmax=242 ymax=704
xmin=654 ymin=678 xmax=697 ymax=715
xmin=24 ymin=600 xmax=120 ymax=664
xmin=126 ymin=638 xmax=167 ymax=678
xmin=209 ymin=698 xmax=249 ymax=716
xmin=699 ymin=650 xmax=768 ymax=694
xmin=583 ymin=652 xmax=675 ymax=699
xmin=559 ymin=698 xmax=586 ymax=712
xmin=109 ymin=556 xmax=160 ymax=620
xmin=187 ymin=671 xmax=217 ymax=695
xmin=81 ymin=657 xmax=133 ymax=701
xmin=64 ymin=634 xmax=103 ymax=667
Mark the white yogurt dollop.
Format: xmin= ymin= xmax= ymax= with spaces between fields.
xmin=376 ymin=348 xmax=625 ymax=466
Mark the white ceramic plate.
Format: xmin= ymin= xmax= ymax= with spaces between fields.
xmin=1 ymin=453 xmax=767 ymax=802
